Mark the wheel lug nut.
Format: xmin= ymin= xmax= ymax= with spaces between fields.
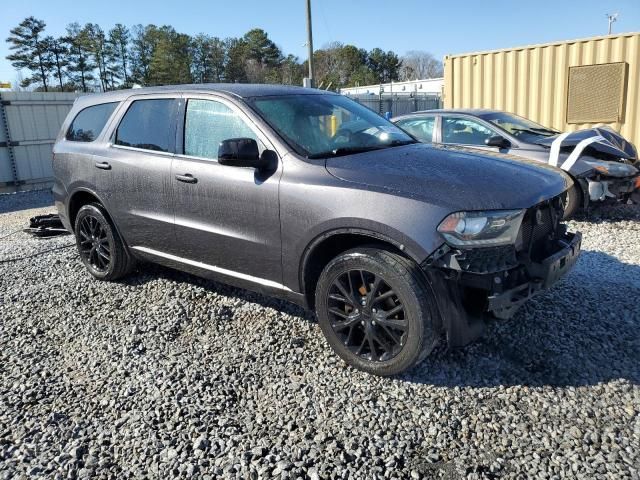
xmin=372 ymin=309 xmax=377 ymax=313
xmin=371 ymin=320 xmax=376 ymax=325
xmin=361 ymin=300 xmax=366 ymax=306
xmin=361 ymin=321 xmax=365 ymax=326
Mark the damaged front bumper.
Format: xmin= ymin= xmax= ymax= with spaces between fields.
xmin=424 ymin=231 xmax=581 ymax=347
xmin=485 ymin=231 xmax=581 ymax=317
xmin=584 ymin=174 xmax=640 ymax=203
xmin=424 ymin=196 xmax=582 ymax=347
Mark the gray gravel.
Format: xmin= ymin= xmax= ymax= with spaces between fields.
xmin=1 ymin=190 xmax=639 ymax=479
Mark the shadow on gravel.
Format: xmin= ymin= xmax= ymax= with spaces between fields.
xmin=122 ymin=248 xmax=640 ymax=389
xmin=122 ymin=262 xmax=313 ymax=321
xmin=0 ymin=190 xmax=54 ymax=214
xmin=402 ymin=250 xmax=640 ymax=388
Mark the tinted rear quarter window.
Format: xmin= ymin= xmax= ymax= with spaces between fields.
xmin=66 ymin=102 xmax=118 ymax=142
xmin=115 ymin=99 xmax=175 ymax=152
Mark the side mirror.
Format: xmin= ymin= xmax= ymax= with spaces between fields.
xmin=218 ymin=138 xmax=266 ymax=169
xmin=485 ymin=135 xmax=510 ymax=149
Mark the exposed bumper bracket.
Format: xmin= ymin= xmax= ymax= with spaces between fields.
xmin=487 ymin=232 xmax=581 ymax=318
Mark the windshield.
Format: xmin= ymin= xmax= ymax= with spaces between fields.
xmin=480 ymin=112 xmax=560 ymax=142
xmin=249 ymin=94 xmax=415 ymax=158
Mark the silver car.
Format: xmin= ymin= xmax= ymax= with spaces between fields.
xmin=393 ymin=109 xmax=640 ymax=215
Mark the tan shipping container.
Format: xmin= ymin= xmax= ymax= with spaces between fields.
xmin=443 ymin=32 xmax=640 ymax=148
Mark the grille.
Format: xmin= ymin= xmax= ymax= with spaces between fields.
xmin=518 ymin=201 xmax=561 ymax=261
xmin=455 ymin=245 xmax=518 ymax=274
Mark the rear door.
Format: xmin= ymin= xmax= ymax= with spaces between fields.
xmin=170 ymin=95 xmax=283 ymax=285
xmin=94 ymin=94 xmax=179 ymax=251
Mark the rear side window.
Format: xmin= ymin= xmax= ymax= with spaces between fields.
xmin=184 ymin=99 xmax=258 ymax=160
xmin=396 ymin=117 xmax=435 ymax=143
xmin=115 ymin=99 xmax=175 ymax=152
xmin=66 ymin=102 xmax=118 ymax=142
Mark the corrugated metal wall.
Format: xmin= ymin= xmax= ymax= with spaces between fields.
xmin=443 ymin=32 xmax=640 ymax=147
xmin=0 ymin=92 xmax=80 ymax=190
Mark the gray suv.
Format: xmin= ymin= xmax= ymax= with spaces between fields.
xmin=53 ymin=84 xmax=581 ymax=376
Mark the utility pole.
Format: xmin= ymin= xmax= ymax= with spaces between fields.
xmin=304 ymin=0 xmax=315 ymax=88
xmin=606 ymin=13 xmax=618 ymax=35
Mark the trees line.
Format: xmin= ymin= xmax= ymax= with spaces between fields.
xmin=5 ymin=16 xmax=443 ymax=92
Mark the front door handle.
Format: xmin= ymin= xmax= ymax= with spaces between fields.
xmin=95 ymin=161 xmax=111 ymax=170
xmin=175 ymin=173 xmax=197 ymax=184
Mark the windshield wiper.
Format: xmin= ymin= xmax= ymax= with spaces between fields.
xmin=307 ymin=140 xmax=416 ymax=159
xmin=511 ymin=127 xmax=558 ymax=137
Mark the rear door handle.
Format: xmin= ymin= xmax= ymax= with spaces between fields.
xmin=175 ymin=173 xmax=197 ymax=184
xmin=95 ymin=161 xmax=111 ymax=170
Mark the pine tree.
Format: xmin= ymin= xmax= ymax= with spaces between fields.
xmin=191 ymin=34 xmax=213 ymax=83
xmin=148 ymin=26 xmax=192 ymax=85
xmin=63 ymin=23 xmax=96 ymax=92
xmin=85 ymin=24 xmax=110 ymax=91
xmin=109 ymin=24 xmax=130 ymax=87
xmin=44 ymin=36 xmax=69 ymax=90
xmin=6 ymin=17 xmax=51 ymax=91
xmin=130 ymin=24 xmax=157 ymax=86
xmin=224 ymin=37 xmax=247 ymax=83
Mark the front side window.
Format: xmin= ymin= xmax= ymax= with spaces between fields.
xmin=395 ymin=117 xmax=435 ymax=143
xmin=115 ymin=99 xmax=175 ymax=152
xmin=441 ymin=117 xmax=495 ymax=146
xmin=184 ymin=99 xmax=258 ymax=160
xmin=250 ymin=94 xmax=415 ymax=158
xmin=66 ymin=102 xmax=118 ymax=142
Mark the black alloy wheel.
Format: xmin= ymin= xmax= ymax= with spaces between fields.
xmin=316 ymin=247 xmax=438 ymax=376
xmin=78 ymin=214 xmax=111 ymax=272
xmin=74 ymin=203 xmax=134 ymax=281
xmin=327 ymin=269 xmax=407 ymax=362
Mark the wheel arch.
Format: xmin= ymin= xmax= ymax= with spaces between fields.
xmin=67 ymin=188 xmax=130 ymax=250
xmin=299 ymin=228 xmax=422 ymax=309
xmin=67 ymin=188 xmax=105 ymax=228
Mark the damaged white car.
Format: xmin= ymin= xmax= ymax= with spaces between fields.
xmin=393 ymin=109 xmax=640 ymax=216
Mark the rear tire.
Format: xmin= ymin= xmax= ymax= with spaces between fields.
xmin=315 ymin=247 xmax=438 ymax=376
xmin=74 ymin=203 xmax=134 ymax=281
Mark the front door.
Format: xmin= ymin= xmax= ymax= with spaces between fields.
xmin=440 ymin=115 xmax=502 ymax=152
xmin=171 ymin=96 xmax=283 ymax=286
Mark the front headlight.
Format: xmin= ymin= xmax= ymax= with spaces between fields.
xmin=437 ymin=209 xmax=525 ymax=247
xmin=582 ymin=160 xmax=638 ymax=178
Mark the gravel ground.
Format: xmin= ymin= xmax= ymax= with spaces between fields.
xmin=0 ymin=190 xmax=638 ymax=480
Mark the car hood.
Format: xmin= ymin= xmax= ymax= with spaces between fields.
xmin=533 ymin=127 xmax=638 ymax=163
xmin=325 ymin=143 xmax=572 ymax=211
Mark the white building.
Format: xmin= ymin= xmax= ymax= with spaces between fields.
xmin=339 ymin=78 xmax=443 ymax=96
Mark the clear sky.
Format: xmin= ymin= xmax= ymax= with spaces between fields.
xmin=1 ymin=0 xmax=639 ymax=85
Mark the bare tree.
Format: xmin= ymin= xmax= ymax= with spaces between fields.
xmin=400 ymin=50 xmax=443 ymax=80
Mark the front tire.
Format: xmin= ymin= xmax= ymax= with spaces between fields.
xmin=564 ymin=182 xmax=583 ymax=219
xmin=315 ymin=248 xmax=438 ymax=376
xmin=74 ymin=203 xmax=134 ymax=281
